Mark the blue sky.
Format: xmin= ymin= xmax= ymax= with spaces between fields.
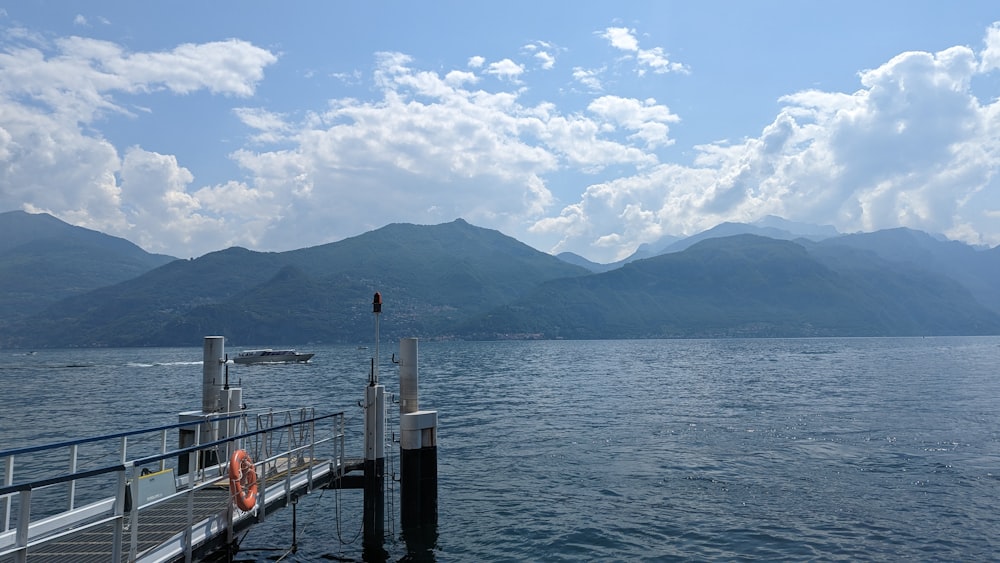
xmin=4 ymin=2 xmax=1000 ymax=262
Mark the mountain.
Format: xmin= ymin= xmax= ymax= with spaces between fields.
xmin=620 ymin=234 xmax=683 ymax=263
xmin=556 ymin=251 xmax=618 ymax=273
xmin=659 ymin=221 xmax=837 ymax=254
xmin=1 ymin=215 xmax=998 ymax=347
xmin=1 ymin=219 xmax=589 ymax=347
xmin=607 ymin=219 xmax=839 ymax=268
xmin=0 ymin=211 xmax=176 ymax=319
xmin=753 ymin=215 xmax=840 ymax=238
xmin=459 ymin=235 xmax=1000 ymax=339
xmin=815 ymin=228 xmax=1000 ymax=315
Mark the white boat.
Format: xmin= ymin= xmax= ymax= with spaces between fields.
xmin=233 ymin=349 xmax=315 ymax=364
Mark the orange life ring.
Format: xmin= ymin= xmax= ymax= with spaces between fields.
xmin=228 ymin=449 xmax=258 ymax=511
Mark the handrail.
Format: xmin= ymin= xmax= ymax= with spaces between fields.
xmin=0 ymin=411 xmax=346 ymax=495
xmin=0 ymin=409 xmax=348 ymax=562
xmin=0 ymin=465 xmax=126 ymax=497
xmin=0 ymin=412 xmax=246 ymax=459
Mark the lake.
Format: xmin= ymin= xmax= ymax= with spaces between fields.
xmin=3 ymin=337 xmax=999 ymax=561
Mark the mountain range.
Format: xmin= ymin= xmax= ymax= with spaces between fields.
xmin=2 ymin=210 xmax=998 ymax=347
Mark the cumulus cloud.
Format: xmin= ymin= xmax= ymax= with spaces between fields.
xmin=979 ymin=21 xmax=1000 ymax=72
xmin=222 ymin=51 xmax=678 ymax=250
xmin=587 ymin=95 xmax=679 ymax=149
xmin=0 ymin=32 xmax=277 ymax=255
xmin=540 ymin=31 xmax=1000 ymax=261
xmin=0 ymin=35 xmax=276 ymax=124
xmin=485 ymin=58 xmax=525 ymax=81
xmin=5 ymin=20 xmax=1000 ymax=264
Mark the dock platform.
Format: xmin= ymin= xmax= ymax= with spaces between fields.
xmin=1 ymin=409 xmax=359 ymax=562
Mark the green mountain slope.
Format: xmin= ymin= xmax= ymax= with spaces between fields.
xmin=2 ymin=218 xmax=999 ymax=347
xmin=817 ymin=228 xmax=1000 ymax=314
xmin=2 ymin=219 xmax=589 ymax=347
xmin=461 ymin=235 xmax=1000 ymax=339
xmin=0 ymin=211 xmax=176 ymax=319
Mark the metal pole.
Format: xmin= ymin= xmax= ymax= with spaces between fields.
xmin=291 ymin=496 xmax=298 ymax=553
xmin=373 ymin=292 xmax=382 ymax=384
xmin=363 ymin=292 xmax=386 ymax=557
xmin=2 ymin=455 xmax=12 ymax=532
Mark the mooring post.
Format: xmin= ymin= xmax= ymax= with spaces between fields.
xmin=202 ymin=336 xmax=225 ymax=414
xmin=362 ymin=293 xmax=387 ymax=558
xmin=179 ymin=336 xmax=225 ymax=474
xmin=398 ymin=337 xmax=438 ymax=555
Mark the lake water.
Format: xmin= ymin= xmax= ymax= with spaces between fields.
xmin=2 ymin=337 xmax=999 ymax=561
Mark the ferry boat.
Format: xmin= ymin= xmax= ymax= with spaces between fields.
xmin=233 ymin=348 xmax=315 ymax=364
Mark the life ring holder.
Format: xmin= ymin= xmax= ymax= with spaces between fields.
xmin=228 ymin=449 xmax=258 ymax=511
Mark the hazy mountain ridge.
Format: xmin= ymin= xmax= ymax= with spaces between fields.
xmin=1 ymin=216 xmax=589 ymax=346
xmin=0 ymin=210 xmax=176 ymax=319
xmin=2 ymin=212 xmax=998 ymax=347
xmin=462 ymin=235 xmax=1000 ymax=339
xmin=568 ymin=216 xmax=841 ymax=272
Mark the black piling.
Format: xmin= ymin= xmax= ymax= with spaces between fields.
xmin=398 ymin=337 xmax=438 ymax=557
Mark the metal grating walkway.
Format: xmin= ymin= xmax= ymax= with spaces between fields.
xmin=1 ymin=408 xmax=355 ymax=563
xmin=11 ymin=487 xmax=230 ymax=563
xmin=1 ymin=457 xmax=363 ymax=563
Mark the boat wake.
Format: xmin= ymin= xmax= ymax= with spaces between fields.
xmin=126 ymin=361 xmax=203 ymax=368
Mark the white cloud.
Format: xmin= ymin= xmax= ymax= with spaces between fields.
xmin=636 ymin=46 xmax=689 ymax=76
xmin=601 ymin=27 xmax=639 ymax=52
xmin=233 ymin=107 xmax=292 ymax=144
xmin=485 ymin=58 xmax=525 ymax=81
xmin=0 ymin=33 xmax=278 ymax=255
xmin=444 ymin=69 xmax=478 ymax=87
xmin=95 ymin=38 xmax=278 ymax=96
xmin=540 ymin=33 xmax=1000 ymax=261
xmin=211 ymin=51 xmax=680 ymax=254
xmin=0 ymin=36 xmax=276 ymax=126
xmin=523 ymin=40 xmax=557 ymax=70
xmin=979 ymin=21 xmax=1000 ymax=72
xmin=6 ymin=21 xmax=1000 ymax=264
xmin=573 ymin=66 xmax=603 ymax=91
xmin=587 ymin=95 xmax=679 ymax=149
xmin=535 ymin=51 xmax=555 ymax=70
xmin=599 ymin=26 xmax=689 ymax=76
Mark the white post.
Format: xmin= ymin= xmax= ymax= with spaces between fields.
xmin=399 ymin=337 xmax=418 ymax=415
xmin=398 ymin=337 xmax=438 ymax=552
xmin=364 ymin=384 xmax=386 ymax=462
xmin=202 ymin=336 xmax=225 ymax=413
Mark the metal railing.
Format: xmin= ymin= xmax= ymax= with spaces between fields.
xmin=0 ymin=408 xmax=346 ymax=562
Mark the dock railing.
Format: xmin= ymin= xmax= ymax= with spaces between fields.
xmin=0 ymin=407 xmax=346 ymax=562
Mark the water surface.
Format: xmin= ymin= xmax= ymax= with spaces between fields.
xmin=2 ymin=337 xmax=998 ymax=561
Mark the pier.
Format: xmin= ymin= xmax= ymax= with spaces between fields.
xmin=0 ymin=406 xmax=360 ymax=562
xmin=1 ymin=295 xmax=436 ymax=562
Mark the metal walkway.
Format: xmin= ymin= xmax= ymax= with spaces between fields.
xmin=1 ymin=408 xmax=358 ymax=562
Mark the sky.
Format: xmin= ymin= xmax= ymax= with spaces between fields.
xmin=4 ymin=2 xmax=1000 ymax=262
